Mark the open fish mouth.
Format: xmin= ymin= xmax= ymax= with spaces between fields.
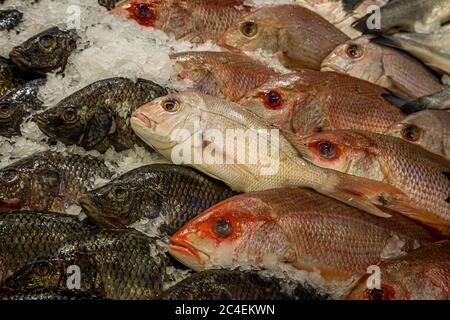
xmin=168 ymin=238 xmax=210 ymax=272
xmin=77 ymin=194 xmax=126 ymax=228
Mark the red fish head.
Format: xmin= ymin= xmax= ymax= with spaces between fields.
xmin=168 ymin=196 xmax=273 ymax=271
xmin=111 ymin=0 xmax=163 ymax=27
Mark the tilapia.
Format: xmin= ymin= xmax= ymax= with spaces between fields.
xmin=0 ymin=211 xmax=96 ymax=285
xmin=0 ymin=79 xmax=44 ymax=137
xmin=219 ymin=4 xmax=350 ymax=70
xmin=372 ymin=26 xmax=450 ymax=75
xmin=36 ymin=78 xmax=168 ymax=153
xmin=161 ymin=269 xmax=327 ymax=300
xmin=321 ymin=35 xmax=443 ymax=98
xmin=238 ymin=71 xmax=405 ymax=136
xmin=131 ymin=91 xmax=417 ymax=219
xmin=0 ymin=288 xmax=102 ymax=300
xmin=0 ymin=57 xmax=24 ymax=99
xmin=111 ymin=0 xmax=252 ymax=43
xmin=353 ymin=0 xmax=450 ymax=34
xmin=386 ymin=110 xmax=450 ymax=159
xmin=0 ymin=151 xmax=112 ymax=213
xmin=78 ymin=164 xmax=235 ymax=234
xmin=4 ymin=229 xmax=173 ymax=300
xmin=0 ymin=9 xmax=23 ymax=31
xmin=168 ymin=188 xmax=435 ymax=282
xmin=9 ymin=27 xmax=78 ymax=75
xmin=348 ymin=240 xmax=450 ymax=300
xmin=171 ymin=51 xmax=278 ymax=102
xmin=293 ymin=130 xmax=450 ymax=236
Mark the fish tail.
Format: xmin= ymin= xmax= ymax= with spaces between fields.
xmin=352 ymin=15 xmax=372 ymax=34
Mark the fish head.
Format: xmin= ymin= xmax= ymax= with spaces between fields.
xmin=0 ymin=99 xmax=26 ymax=137
xmin=346 ymin=275 xmax=400 ymax=300
xmin=218 ymin=9 xmax=279 ymax=53
xmin=168 ymin=196 xmax=275 ymax=271
xmin=131 ymin=91 xmax=203 ymax=156
xmin=321 ymin=36 xmax=384 ymax=83
xmin=9 ymin=27 xmax=77 ymax=75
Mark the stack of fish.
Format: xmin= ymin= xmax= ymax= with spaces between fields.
xmin=0 ymin=0 xmax=449 ymax=300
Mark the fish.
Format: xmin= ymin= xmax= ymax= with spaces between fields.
xmin=0 ymin=211 xmax=96 ymax=285
xmin=0 ymin=9 xmax=23 ymax=31
xmin=78 ymin=164 xmax=236 ymax=234
xmin=218 ymin=4 xmax=350 ymax=70
xmin=347 ymin=240 xmax=450 ymax=300
xmin=0 ymin=151 xmax=113 ymax=213
xmin=353 ymin=0 xmax=450 ymax=34
xmin=0 ymin=79 xmax=45 ymax=137
xmin=36 ymin=78 xmax=168 ymax=153
xmin=0 ymin=57 xmax=24 ymax=99
xmin=98 ymin=0 xmax=121 ymax=10
xmin=0 ymin=288 xmax=103 ymax=300
xmin=400 ymin=86 xmax=450 ymax=114
xmin=293 ymin=130 xmax=450 ymax=236
xmin=9 ymin=27 xmax=78 ymax=75
xmin=372 ymin=26 xmax=450 ymax=75
xmin=131 ymin=91 xmax=417 ymax=219
xmin=386 ymin=110 xmax=450 ymax=159
xmin=161 ymin=269 xmax=327 ymax=300
xmin=321 ymin=35 xmax=443 ymax=98
xmin=168 ymin=188 xmax=435 ymax=282
xmin=238 ymin=71 xmax=405 ymax=136
xmin=171 ymin=51 xmax=279 ymax=102
xmin=110 ymin=0 xmax=252 ymax=43
xmin=3 ymin=229 xmax=173 ymax=300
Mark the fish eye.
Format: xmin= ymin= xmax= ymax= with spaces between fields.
xmin=240 ymin=21 xmax=258 ymax=38
xmin=135 ymin=3 xmax=151 ymax=18
xmin=317 ymin=141 xmax=337 ymax=160
xmin=213 ymin=217 xmax=233 ymax=238
xmin=346 ymin=44 xmax=363 ymax=59
xmin=366 ymin=288 xmax=386 ymax=300
xmin=62 ymin=107 xmax=78 ymax=123
xmin=402 ymin=125 xmax=421 ymax=142
xmin=38 ymin=35 xmax=57 ymax=50
xmin=0 ymin=169 xmax=18 ymax=184
xmin=162 ymin=99 xmax=180 ymax=113
xmin=263 ymin=90 xmax=283 ymax=109
xmin=0 ymin=104 xmax=12 ymax=119
xmin=113 ymin=185 xmax=128 ymax=200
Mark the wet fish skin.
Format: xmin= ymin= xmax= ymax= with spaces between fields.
xmin=171 ymin=51 xmax=279 ymax=102
xmin=4 ymin=229 xmax=173 ymax=300
xmin=78 ymin=164 xmax=236 ymax=234
xmin=400 ymin=86 xmax=450 ymax=114
xmin=9 ymin=27 xmax=77 ymax=75
xmin=161 ymin=269 xmax=327 ymax=300
xmin=0 ymin=57 xmax=24 ymax=99
xmin=353 ymin=0 xmax=450 ymax=34
xmin=36 ymin=78 xmax=168 ymax=153
xmin=386 ymin=110 xmax=450 ymax=159
xmin=0 ymin=9 xmax=23 ymax=31
xmin=219 ymin=4 xmax=350 ymax=70
xmin=0 ymin=79 xmax=45 ymax=137
xmin=294 ymin=130 xmax=450 ymax=236
xmin=348 ymin=240 xmax=450 ymax=300
xmin=321 ymin=35 xmax=443 ymax=98
xmin=0 ymin=288 xmax=102 ymax=300
xmin=0 ymin=151 xmax=113 ymax=213
xmin=111 ymin=0 xmax=252 ymax=43
xmin=168 ymin=188 xmax=435 ymax=282
xmin=98 ymin=0 xmax=121 ymax=10
xmin=238 ymin=71 xmax=405 ymax=136
xmin=0 ymin=211 xmax=96 ymax=285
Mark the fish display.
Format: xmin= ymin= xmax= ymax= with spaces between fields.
xmin=9 ymin=27 xmax=78 ymax=75
xmin=0 ymin=79 xmax=44 ymax=137
xmin=0 ymin=9 xmax=22 ymax=31
xmin=168 ymin=188 xmax=435 ymax=281
xmin=36 ymin=78 xmax=168 ymax=153
xmin=353 ymin=0 xmax=450 ymax=34
xmin=238 ymin=71 xmax=405 ymax=136
xmin=3 ymin=229 xmax=173 ymax=300
xmin=219 ymin=4 xmax=350 ymax=70
xmin=386 ymin=110 xmax=450 ymax=159
xmin=348 ymin=241 xmax=450 ymax=300
xmin=161 ymin=269 xmax=327 ymax=300
xmin=400 ymin=86 xmax=450 ymax=113
xmin=0 ymin=211 xmax=96 ymax=285
xmin=78 ymin=164 xmax=236 ymax=233
xmin=294 ymin=130 xmax=450 ymax=236
xmin=0 ymin=57 xmax=24 ymax=99
xmin=321 ymin=35 xmax=443 ymax=98
xmin=111 ymin=0 xmax=252 ymax=42
xmin=0 ymin=151 xmax=112 ymax=212
xmin=171 ymin=51 xmax=278 ymax=102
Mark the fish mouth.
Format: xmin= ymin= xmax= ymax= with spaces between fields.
xmin=168 ymin=238 xmax=210 ymax=271
xmin=9 ymin=48 xmax=28 ymax=69
xmin=131 ymin=111 xmax=158 ymax=129
xmin=0 ymin=198 xmax=21 ymax=211
xmin=77 ymin=195 xmax=125 ymax=228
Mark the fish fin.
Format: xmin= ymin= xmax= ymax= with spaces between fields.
xmin=352 ymin=14 xmax=372 ymax=34
xmin=380 ymin=89 xmax=411 ymax=112
xmin=84 ymin=109 xmax=114 ymax=149
xmin=30 ymin=170 xmax=61 ymax=211
xmin=370 ymin=36 xmax=404 ymax=50
xmin=397 ymin=100 xmax=428 ymax=114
